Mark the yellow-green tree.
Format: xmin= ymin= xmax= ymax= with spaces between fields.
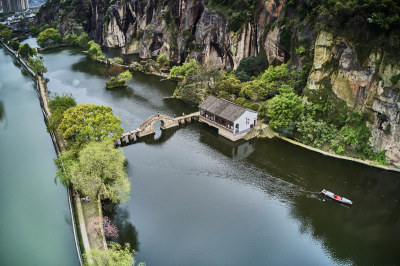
xmin=87 ymin=242 xmax=137 ymax=266
xmin=58 ymin=104 xmax=123 ymax=150
xmin=37 ymin=28 xmax=61 ymax=47
xmin=55 ymin=140 xmax=130 ymax=203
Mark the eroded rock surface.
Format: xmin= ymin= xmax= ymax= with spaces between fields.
xmin=308 ymin=31 xmax=400 ymax=166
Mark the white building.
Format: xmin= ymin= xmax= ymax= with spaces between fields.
xmin=199 ymin=95 xmax=258 ymax=141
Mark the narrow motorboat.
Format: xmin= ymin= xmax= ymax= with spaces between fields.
xmin=321 ymin=189 xmax=353 ymax=205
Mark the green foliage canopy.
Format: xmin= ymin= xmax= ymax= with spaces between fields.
xmin=77 ymin=33 xmax=90 ymax=49
xmin=296 ymin=114 xmax=337 ymax=148
xmin=28 ymin=57 xmax=47 ymax=74
xmin=63 ymin=34 xmax=79 ymax=46
xmin=156 ymin=54 xmax=170 ymax=68
xmin=18 ymin=43 xmax=37 ymax=59
xmin=88 ymin=242 xmax=135 ymax=266
xmin=87 ymin=40 xmax=105 ymax=60
xmin=267 ymin=86 xmax=304 ymax=130
xmin=113 ymin=57 xmax=123 ymax=64
xmin=55 ymin=140 xmax=130 ymax=203
xmin=235 ymin=56 xmax=268 ymax=82
xmin=47 ymin=93 xmax=77 ymax=133
xmin=58 ymin=104 xmax=123 ymax=150
xmin=106 ymin=70 xmax=132 ymax=89
xmin=37 ymin=28 xmax=61 ymax=47
xmin=1 ymin=28 xmax=12 ymax=43
xmin=170 ymin=60 xmax=200 ymax=79
xmin=9 ymin=40 xmax=20 ymax=51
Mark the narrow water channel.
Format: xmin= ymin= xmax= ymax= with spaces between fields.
xmin=0 ymin=47 xmax=78 ymax=265
xmin=38 ymin=41 xmax=400 ymax=265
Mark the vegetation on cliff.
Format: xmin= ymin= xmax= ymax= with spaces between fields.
xmin=171 ymin=58 xmax=388 ymax=164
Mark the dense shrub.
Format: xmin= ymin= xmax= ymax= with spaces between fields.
xmin=37 ymin=28 xmax=61 ymax=47
xmin=18 ymin=43 xmax=37 ymax=59
xmin=9 ymin=40 xmax=20 ymax=51
xmin=87 ymin=40 xmax=105 ymax=60
xmin=267 ymin=86 xmax=304 ymax=130
xmin=170 ymin=60 xmax=200 ymax=79
xmin=235 ymin=56 xmax=268 ymax=82
xmin=296 ymin=114 xmax=337 ymax=147
xmin=63 ymin=34 xmax=79 ymax=46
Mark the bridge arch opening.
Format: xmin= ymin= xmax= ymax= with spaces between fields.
xmin=153 ymin=120 xmax=163 ymax=139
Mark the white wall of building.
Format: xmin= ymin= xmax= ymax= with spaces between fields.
xmin=233 ymin=110 xmax=257 ymax=135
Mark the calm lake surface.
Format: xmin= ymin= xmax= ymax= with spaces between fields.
xmin=0 ymin=46 xmax=77 ymax=265
xmin=37 ymin=40 xmax=400 ymax=265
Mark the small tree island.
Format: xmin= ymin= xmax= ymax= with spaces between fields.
xmin=106 ymin=70 xmax=133 ymax=89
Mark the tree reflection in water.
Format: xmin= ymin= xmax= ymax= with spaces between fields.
xmin=103 ymin=201 xmax=140 ymax=252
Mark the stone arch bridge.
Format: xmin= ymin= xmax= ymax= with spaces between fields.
xmin=117 ymin=112 xmax=199 ymax=145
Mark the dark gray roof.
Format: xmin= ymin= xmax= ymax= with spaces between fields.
xmin=199 ymin=95 xmax=257 ymax=122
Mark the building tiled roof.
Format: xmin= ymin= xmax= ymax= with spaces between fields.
xmin=199 ymin=95 xmax=257 ymax=122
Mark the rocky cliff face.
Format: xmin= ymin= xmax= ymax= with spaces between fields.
xmin=37 ymin=0 xmax=400 ymax=166
xmin=98 ymin=0 xmax=288 ymax=68
xmin=307 ymin=32 xmax=400 ymax=166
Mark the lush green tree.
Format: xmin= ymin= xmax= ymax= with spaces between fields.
xmin=0 ymin=24 xmax=6 ymax=31
xmin=106 ymin=70 xmax=133 ymax=89
xmin=87 ymin=242 xmax=135 ymax=266
xmin=296 ymin=114 xmax=337 ymax=147
xmin=28 ymin=57 xmax=47 ymax=74
xmin=63 ymin=34 xmax=79 ymax=46
xmin=259 ymin=64 xmax=291 ymax=84
xmin=37 ymin=28 xmax=61 ymax=47
xmin=337 ymin=112 xmax=373 ymax=157
xmin=235 ymin=56 xmax=268 ymax=82
xmin=29 ymin=25 xmax=40 ymax=36
xmin=77 ymin=32 xmax=90 ymax=49
xmin=267 ymin=86 xmax=304 ymax=131
xmin=9 ymin=40 xmax=20 ymax=51
xmin=47 ymin=93 xmax=77 ymax=133
xmin=1 ymin=28 xmax=12 ymax=43
xmin=56 ymin=140 xmax=130 ymax=203
xmin=235 ymin=71 xmax=250 ymax=82
xmin=87 ymin=40 xmax=105 ymax=60
xmin=239 ymin=79 xmax=280 ymax=101
xmin=215 ymin=75 xmax=242 ymax=95
xmin=18 ymin=43 xmax=37 ymax=59
xmin=113 ymin=57 xmax=123 ymax=64
xmin=170 ymin=59 xmax=200 ymax=79
xmin=58 ymin=104 xmax=123 ymax=150
xmin=49 ymin=93 xmax=77 ymax=112
xmin=173 ymin=84 xmax=201 ymax=103
xmin=184 ymin=66 xmax=221 ymax=91
xmin=156 ymin=54 xmax=170 ymax=68
xmin=118 ymin=70 xmax=133 ymax=81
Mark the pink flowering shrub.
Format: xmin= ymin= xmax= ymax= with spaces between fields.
xmin=87 ymin=216 xmax=119 ymax=239
xmin=103 ymin=216 xmax=119 ymax=239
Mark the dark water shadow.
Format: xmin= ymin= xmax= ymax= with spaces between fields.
xmin=103 ymin=201 xmax=140 ymax=252
xmin=0 ymin=100 xmax=5 ymax=129
xmin=105 ymin=85 xmax=150 ymax=104
xmin=198 ymin=124 xmax=256 ymax=159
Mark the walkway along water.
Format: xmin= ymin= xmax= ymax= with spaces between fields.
xmin=1 ymin=42 xmax=85 ymax=265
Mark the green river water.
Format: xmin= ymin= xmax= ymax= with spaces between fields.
xmin=3 ymin=37 xmax=400 ymax=265
xmin=0 ymin=46 xmax=77 ymax=265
